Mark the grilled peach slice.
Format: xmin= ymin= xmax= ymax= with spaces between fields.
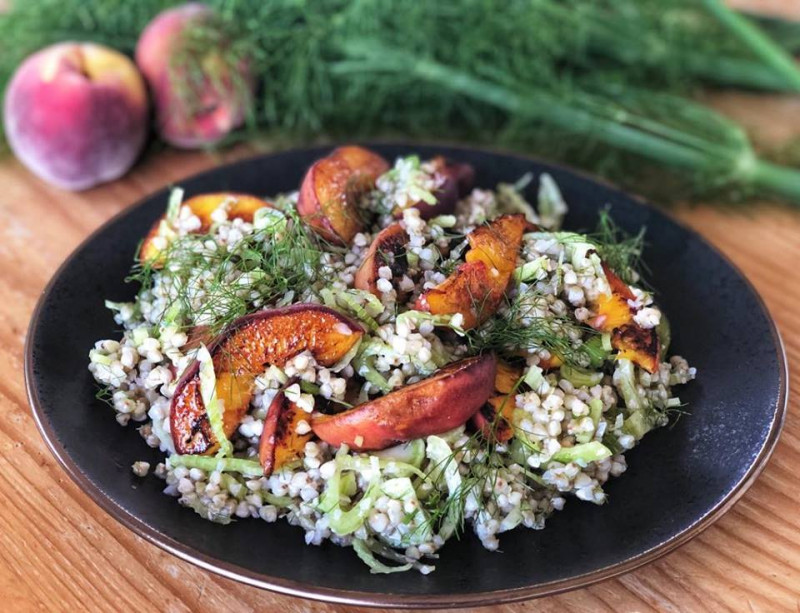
xmin=259 ymin=385 xmax=313 ymax=475
xmin=171 ymin=304 xmax=363 ymax=455
xmin=592 ymin=262 xmax=660 ymax=373
xmin=471 ymin=360 xmax=521 ymax=442
xmin=140 ymin=192 xmax=270 ymax=265
xmin=297 ymin=146 xmax=389 ymax=245
xmin=416 ymin=214 xmax=527 ymax=329
xmin=354 ymin=223 xmax=409 ymax=296
xmin=311 ymin=354 xmax=497 ymax=450
xmin=613 ymin=324 xmax=659 ymax=373
xmin=415 ymin=260 xmax=498 ymax=330
xmin=494 ymin=360 xmax=522 ymax=394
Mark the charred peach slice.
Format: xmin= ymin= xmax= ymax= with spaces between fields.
xmin=465 ymin=214 xmax=528 ymax=277
xmin=494 ymin=360 xmax=522 ymax=394
xmin=140 ymin=192 xmax=270 ymax=265
xmin=416 ymin=214 xmax=527 ymax=329
xmin=259 ymin=385 xmax=313 ymax=476
xmin=471 ymin=360 xmax=521 ymax=442
xmin=297 ymin=146 xmax=389 ymax=245
xmin=613 ymin=324 xmax=660 ymax=374
xmin=472 ymin=395 xmax=515 ymax=443
xmin=171 ymin=304 xmax=363 ymax=455
xmin=354 ymin=223 xmax=409 ymax=296
xmin=591 ymin=262 xmax=660 ymax=373
xmin=311 ymin=354 xmax=497 ymax=450
xmin=415 ymin=260 xmax=497 ymax=330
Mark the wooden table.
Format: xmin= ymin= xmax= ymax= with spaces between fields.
xmin=3 ymin=31 xmax=800 ymax=613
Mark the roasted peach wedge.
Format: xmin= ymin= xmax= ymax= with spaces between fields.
xmin=259 ymin=383 xmax=313 ymax=476
xmin=354 ymin=223 xmax=409 ymax=296
xmin=312 ymin=353 xmax=497 ymax=450
xmin=139 ymin=192 xmax=271 ymax=265
xmin=416 ymin=214 xmax=528 ymax=329
xmin=171 ymin=304 xmax=363 ymax=455
xmin=297 ymin=146 xmax=389 ymax=245
xmin=592 ymin=262 xmax=660 ymax=373
xmin=471 ymin=360 xmax=522 ymax=442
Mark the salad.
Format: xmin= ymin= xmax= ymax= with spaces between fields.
xmin=89 ymin=146 xmax=695 ymax=574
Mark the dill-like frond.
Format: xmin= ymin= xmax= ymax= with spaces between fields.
xmin=468 ymin=287 xmax=595 ymax=368
xmin=589 ymin=208 xmax=647 ymax=286
xmin=128 ymin=204 xmax=323 ymax=335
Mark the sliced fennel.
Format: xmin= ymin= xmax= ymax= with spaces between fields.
xmin=537 ymin=173 xmax=568 ymax=230
xmin=168 ymin=454 xmax=264 ymax=477
xmin=426 ymin=435 xmax=463 ymax=539
xmin=560 ymin=364 xmax=604 ymax=387
xmin=373 ymin=440 xmax=426 ymax=468
xmin=551 ymin=441 xmax=612 ymax=465
xmin=396 ymin=310 xmax=466 ymax=336
xmin=353 ymin=539 xmax=413 ymax=574
xmin=613 ymin=358 xmax=645 ymax=411
xmin=514 ymin=255 xmax=548 ymax=283
xmin=197 ymin=344 xmax=232 ymax=458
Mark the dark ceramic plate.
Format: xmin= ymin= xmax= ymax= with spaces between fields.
xmin=25 ymin=144 xmax=787 ymax=608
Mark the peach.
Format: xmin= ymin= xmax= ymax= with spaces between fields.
xmin=591 ymin=262 xmax=660 ymax=373
xmin=415 ymin=260 xmax=498 ymax=330
xmin=471 ymin=360 xmax=521 ymax=442
xmin=3 ymin=42 xmax=148 ymax=191
xmin=171 ymin=304 xmax=363 ymax=455
xmin=311 ymin=354 xmax=497 ymax=450
xmin=139 ymin=192 xmax=271 ymax=265
xmin=259 ymin=384 xmax=313 ymax=475
xmin=416 ymin=214 xmax=528 ymax=329
xmin=353 ymin=223 xmax=409 ymax=296
xmin=135 ymin=4 xmax=254 ymax=148
xmin=297 ymin=146 xmax=390 ymax=245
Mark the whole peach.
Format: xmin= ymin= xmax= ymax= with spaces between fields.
xmin=3 ymin=42 xmax=148 ymax=191
xmin=136 ymin=3 xmax=254 ymax=149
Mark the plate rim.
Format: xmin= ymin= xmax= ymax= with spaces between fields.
xmin=24 ymin=142 xmax=789 ymax=608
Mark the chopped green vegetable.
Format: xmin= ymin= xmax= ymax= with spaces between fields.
xmin=551 ymin=441 xmax=612 ymax=465
xmin=614 ymin=358 xmax=645 ymax=411
xmin=374 ymin=440 xmax=426 ymax=468
xmin=560 ymin=364 xmax=604 ymax=388
xmin=523 ymin=364 xmax=544 ymax=391
xmin=657 ymin=313 xmax=671 ymax=359
xmin=328 ymin=480 xmax=380 ymax=536
xmin=353 ymin=539 xmax=413 ymax=574
xmin=581 ymin=335 xmax=610 ymax=368
xmin=197 ymin=344 xmax=233 ymax=458
xmin=168 ymin=455 xmax=264 ymax=477
xmin=165 ymin=187 xmax=184 ymax=225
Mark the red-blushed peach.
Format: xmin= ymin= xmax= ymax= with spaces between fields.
xmin=297 ymin=146 xmax=390 ymax=245
xmin=139 ymin=192 xmax=271 ymax=265
xmin=591 ymin=262 xmax=660 ymax=373
xmin=259 ymin=383 xmax=313 ymax=476
xmin=353 ymin=223 xmax=409 ymax=296
xmin=416 ymin=214 xmax=528 ymax=329
xmin=311 ymin=354 xmax=497 ymax=451
xmin=3 ymin=42 xmax=148 ymax=190
xmin=171 ymin=305 xmax=363 ymax=455
xmin=135 ymin=3 xmax=254 ymax=148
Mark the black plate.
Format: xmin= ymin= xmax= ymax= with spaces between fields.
xmin=25 ymin=144 xmax=787 ymax=607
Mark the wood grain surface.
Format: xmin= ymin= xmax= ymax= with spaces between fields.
xmin=3 ymin=4 xmax=800 ymax=612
